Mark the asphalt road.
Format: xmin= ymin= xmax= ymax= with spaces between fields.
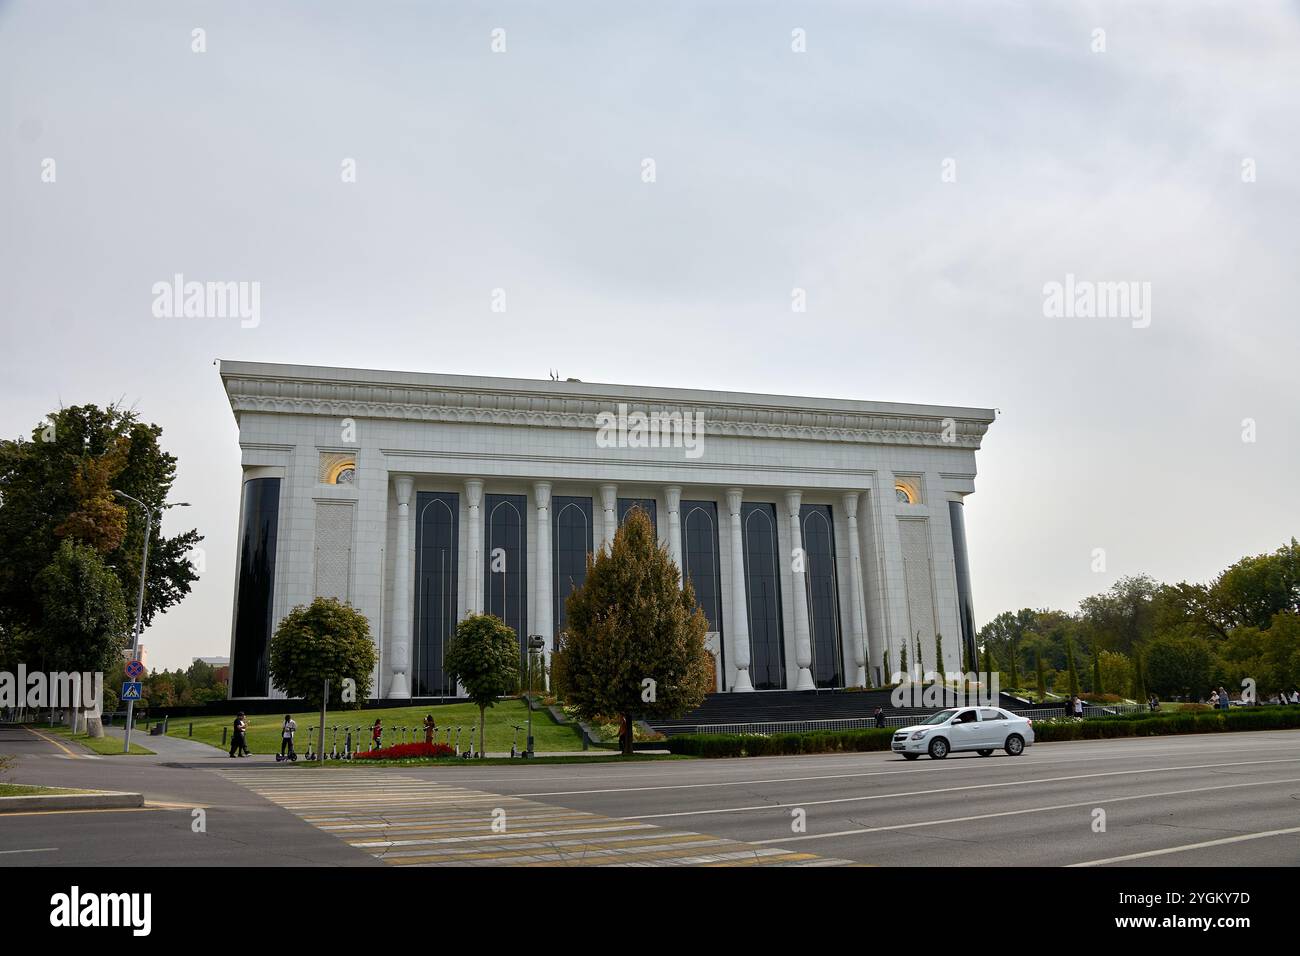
xmin=3 ymin=725 xmax=1298 ymax=866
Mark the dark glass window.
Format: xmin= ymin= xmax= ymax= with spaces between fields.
xmin=414 ymin=492 xmax=458 ymax=697
xmin=681 ymin=501 xmax=723 ymax=633
xmin=801 ymin=504 xmax=844 ymax=688
xmin=552 ymin=496 xmax=593 ymax=637
xmin=618 ymin=497 xmax=657 ymax=533
xmin=484 ymin=494 xmax=528 ymax=668
xmin=231 ymin=478 xmax=280 ymax=698
xmin=742 ymin=502 xmax=785 ymax=690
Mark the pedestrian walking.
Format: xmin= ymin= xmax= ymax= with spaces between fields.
xmin=423 ymin=713 xmax=436 ymax=745
xmin=1072 ymin=695 xmax=1084 ymax=719
xmin=280 ymin=714 xmax=297 ymax=758
xmin=873 ymin=706 xmax=886 ymax=729
xmin=229 ymin=712 xmax=251 ymax=758
xmin=371 ymin=718 xmax=383 ymax=752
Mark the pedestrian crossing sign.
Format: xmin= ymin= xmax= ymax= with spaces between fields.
xmin=121 ymin=682 xmax=142 ymax=701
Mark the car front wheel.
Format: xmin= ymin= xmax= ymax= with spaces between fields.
xmin=976 ymin=749 xmax=993 ymax=757
xmin=1005 ymin=734 xmax=1025 ymax=756
xmin=928 ymin=738 xmax=949 ymax=760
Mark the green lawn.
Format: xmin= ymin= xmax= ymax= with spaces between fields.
xmin=168 ymin=699 xmax=584 ymax=755
xmin=47 ymin=725 xmax=154 ymax=756
xmin=0 ymin=783 xmax=92 ymax=796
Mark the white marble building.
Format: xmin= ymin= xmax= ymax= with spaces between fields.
xmin=220 ymin=361 xmax=995 ymax=700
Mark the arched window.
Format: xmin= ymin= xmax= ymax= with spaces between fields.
xmin=801 ymin=504 xmax=843 ymax=688
xmin=414 ymin=492 xmax=458 ymax=696
xmin=552 ymin=497 xmax=593 ymax=637
xmin=895 ymin=484 xmax=914 ymax=504
xmin=742 ymin=502 xmax=785 ymax=690
xmin=485 ymin=494 xmax=528 ymax=668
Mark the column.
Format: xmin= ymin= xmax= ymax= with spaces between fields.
xmin=599 ymin=484 xmax=618 ymax=552
xmin=785 ymin=490 xmax=816 ymax=691
xmin=665 ymin=486 xmax=683 ymax=585
xmin=465 ymin=479 xmax=483 ymax=615
xmin=843 ymin=492 xmax=869 ymax=687
xmin=534 ymin=482 xmax=553 ymax=668
xmin=725 ymin=488 xmax=754 ymax=692
xmin=389 ymin=476 xmax=414 ymax=699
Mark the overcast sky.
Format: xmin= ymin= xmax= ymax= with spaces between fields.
xmin=3 ymin=1 xmax=1298 ymax=672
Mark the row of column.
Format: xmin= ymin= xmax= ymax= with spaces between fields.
xmin=386 ymin=477 xmax=873 ymax=698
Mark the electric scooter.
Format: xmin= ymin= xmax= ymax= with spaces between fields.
xmin=510 ymin=724 xmax=524 ymax=758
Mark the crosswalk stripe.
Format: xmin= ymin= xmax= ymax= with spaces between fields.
xmin=220 ymin=769 xmax=852 ymax=867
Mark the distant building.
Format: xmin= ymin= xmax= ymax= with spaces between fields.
xmin=193 ymin=657 xmax=230 ymax=668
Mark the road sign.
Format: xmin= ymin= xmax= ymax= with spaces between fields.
xmin=121 ymin=682 xmax=142 ymax=701
xmin=125 ymin=660 xmax=145 ymax=680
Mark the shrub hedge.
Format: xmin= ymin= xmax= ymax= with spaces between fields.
xmin=664 ymin=706 xmax=1300 ymax=757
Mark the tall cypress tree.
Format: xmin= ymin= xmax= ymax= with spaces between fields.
xmin=934 ymin=633 xmax=945 ymax=678
xmin=1035 ymin=649 xmax=1047 ymax=702
xmin=1065 ymin=637 xmax=1081 ymax=698
xmin=1008 ymin=641 xmax=1020 ymax=690
xmin=1133 ymin=651 xmax=1148 ymax=705
xmin=1091 ymin=644 xmax=1103 ymax=696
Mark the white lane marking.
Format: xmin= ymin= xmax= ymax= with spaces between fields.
xmin=618 ymin=757 xmax=1300 ymax=820
xmin=513 ymin=743 xmax=1296 ymax=797
xmin=1069 ymin=826 xmax=1300 ymax=866
xmin=0 ymin=847 xmax=59 ymax=855
xmin=755 ymin=776 xmax=1300 ymax=845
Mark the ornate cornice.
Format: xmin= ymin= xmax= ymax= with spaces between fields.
xmin=221 ymin=364 xmax=994 ymax=450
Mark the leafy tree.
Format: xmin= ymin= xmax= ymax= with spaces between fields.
xmin=1098 ymin=650 xmax=1132 ymax=699
xmin=1090 ymin=644 xmax=1103 ymax=695
xmin=898 ymin=645 xmax=908 ymax=680
xmin=267 ymin=597 xmax=376 ymax=708
xmin=558 ymin=507 xmax=713 ymax=755
xmin=1143 ymin=630 xmax=1215 ymax=699
xmin=0 ymin=404 xmax=201 ymax=667
xmin=882 ymin=649 xmax=890 ymax=685
xmin=444 ymin=614 xmax=520 ymax=757
xmin=1035 ymin=649 xmax=1047 ymax=702
xmin=915 ymin=633 xmax=925 ymax=677
xmin=1077 ymin=575 xmax=1158 ymax=654
xmin=35 ymin=539 xmax=129 ymax=734
xmin=1133 ymin=650 xmax=1148 ymax=704
xmin=934 ymin=632 xmax=944 ymax=676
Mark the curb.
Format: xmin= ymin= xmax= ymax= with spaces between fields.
xmin=0 ymin=791 xmax=145 ymax=813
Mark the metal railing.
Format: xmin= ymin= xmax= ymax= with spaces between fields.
xmin=690 ymin=702 xmax=1159 ymax=735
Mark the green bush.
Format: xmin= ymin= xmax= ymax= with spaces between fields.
xmin=666 ymin=728 xmax=895 ymax=758
xmin=1031 ymin=705 xmax=1300 ymax=742
xmin=667 ymin=706 xmax=1300 ymax=756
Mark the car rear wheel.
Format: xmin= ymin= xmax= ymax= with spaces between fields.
xmin=1005 ymin=734 xmax=1025 ymax=756
xmin=928 ymin=738 xmax=949 ymax=760
xmin=976 ymin=749 xmax=993 ymax=757
xmin=902 ymin=753 xmax=920 ymax=761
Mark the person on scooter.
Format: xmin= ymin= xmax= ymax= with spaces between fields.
xmin=280 ymin=714 xmax=297 ymax=759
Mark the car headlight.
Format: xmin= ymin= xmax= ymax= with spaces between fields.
xmin=910 ymin=730 xmax=929 ymax=739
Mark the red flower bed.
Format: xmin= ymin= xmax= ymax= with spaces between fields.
xmin=354 ymin=742 xmax=454 ymax=760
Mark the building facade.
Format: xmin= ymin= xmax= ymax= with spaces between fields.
xmin=220 ymin=361 xmax=995 ymax=700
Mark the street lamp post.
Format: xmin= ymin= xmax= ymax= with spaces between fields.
xmin=526 ymin=634 xmax=545 ymax=757
xmin=115 ymin=492 xmax=189 ymax=755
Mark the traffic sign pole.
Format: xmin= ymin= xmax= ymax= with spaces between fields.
xmin=123 ymin=506 xmax=153 ymax=754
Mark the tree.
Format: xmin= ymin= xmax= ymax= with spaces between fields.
xmin=1133 ymin=650 xmax=1148 ymax=704
xmin=34 ymin=539 xmax=129 ymax=735
xmin=1064 ymin=637 xmax=1081 ymax=698
xmin=1143 ymin=630 xmax=1216 ymax=700
xmin=558 ymin=507 xmax=713 ymax=755
xmin=1098 ymin=650 xmax=1132 ymax=699
xmin=1035 ymin=649 xmax=1047 ymax=702
xmin=934 ymin=632 xmax=945 ymax=677
xmin=444 ymin=614 xmax=520 ymax=758
xmin=267 ymin=597 xmax=376 ymax=708
xmin=0 ymin=404 xmax=201 ymax=668
xmin=1090 ymin=643 xmax=1103 ymax=695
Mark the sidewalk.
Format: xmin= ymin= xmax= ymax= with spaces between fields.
xmin=100 ymin=724 xmax=229 ymax=761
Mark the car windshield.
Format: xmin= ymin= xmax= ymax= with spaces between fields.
xmin=921 ymin=709 xmax=959 ymax=725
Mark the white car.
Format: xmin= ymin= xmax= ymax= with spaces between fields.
xmin=891 ymin=707 xmax=1034 ymax=760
